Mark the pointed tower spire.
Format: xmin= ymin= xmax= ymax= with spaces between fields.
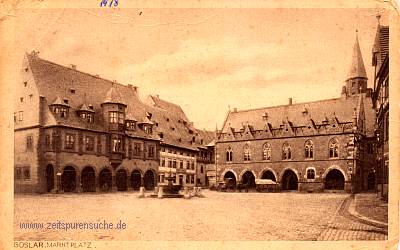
xmin=346 ymin=30 xmax=367 ymax=81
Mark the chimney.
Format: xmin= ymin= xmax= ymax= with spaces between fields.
xmin=288 ymin=98 xmax=293 ymax=105
xmin=70 ymin=64 xmax=77 ymax=70
xmin=233 ymin=108 xmax=237 ymax=112
xmin=341 ymin=86 xmax=347 ymax=99
xmin=94 ymin=74 xmax=99 ymax=77
xmin=132 ymin=86 xmax=138 ymax=94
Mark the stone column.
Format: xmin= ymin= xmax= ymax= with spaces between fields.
xmin=55 ymin=172 xmax=62 ymax=193
xmin=112 ymin=172 xmax=117 ymax=192
xmin=95 ymin=174 xmax=100 ymax=192
xmin=127 ymin=175 xmax=133 ymax=191
xmin=76 ymin=172 xmax=82 ymax=193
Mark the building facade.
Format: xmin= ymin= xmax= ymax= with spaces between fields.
xmin=14 ymin=52 xmax=214 ymax=193
xmin=372 ymin=21 xmax=389 ymax=200
xmin=215 ymin=35 xmax=376 ymax=193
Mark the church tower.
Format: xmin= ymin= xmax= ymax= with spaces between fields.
xmin=343 ymin=31 xmax=368 ymax=96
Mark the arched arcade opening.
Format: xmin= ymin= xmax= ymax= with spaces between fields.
xmin=261 ymin=170 xmax=276 ymax=182
xmin=281 ymin=169 xmax=298 ymax=191
xmin=325 ymin=169 xmax=345 ymax=190
xmin=241 ymin=171 xmax=256 ymax=188
xmin=81 ymin=166 xmax=96 ymax=192
xmin=116 ymin=169 xmax=128 ymax=191
xmin=99 ymin=168 xmax=112 ymax=191
xmin=131 ymin=170 xmax=142 ymax=190
xmin=62 ymin=166 xmax=76 ymax=192
xmin=144 ymin=170 xmax=155 ymax=190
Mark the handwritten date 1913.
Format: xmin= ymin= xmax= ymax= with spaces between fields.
xmin=100 ymin=0 xmax=118 ymax=7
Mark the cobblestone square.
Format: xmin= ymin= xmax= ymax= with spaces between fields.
xmin=13 ymin=191 xmax=385 ymax=241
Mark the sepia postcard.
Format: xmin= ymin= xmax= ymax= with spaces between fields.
xmin=0 ymin=1 xmax=399 ymax=249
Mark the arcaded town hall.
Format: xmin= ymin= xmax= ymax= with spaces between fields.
xmin=215 ymin=34 xmax=377 ymax=193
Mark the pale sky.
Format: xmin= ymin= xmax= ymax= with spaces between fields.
xmin=15 ymin=8 xmax=389 ymax=130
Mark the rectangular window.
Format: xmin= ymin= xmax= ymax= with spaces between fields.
xmin=85 ymin=136 xmax=94 ymax=151
xmin=112 ymin=137 xmax=122 ymax=152
xmin=133 ymin=143 xmax=141 ymax=156
xmin=148 ymin=145 xmax=155 ymax=158
xmin=87 ymin=113 xmax=93 ymax=123
xmin=26 ymin=135 xmax=33 ymax=151
xmin=118 ymin=112 xmax=124 ymax=124
xmin=161 ymin=158 xmax=165 ymax=167
xmin=126 ymin=121 xmax=136 ymax=131
xmin=65 ymin=134 xmax=75 ymax=149
xmin=180 ymin=161 xmax=183 ymax=169
xmin=109 ymin=112 xmax=118 ymax=123
xmin=173 ymin=160 xmax=177 ymax=168
xmin=14 ymin=113 xmax=17 ymax=123
xmin=18 ymin=111 xmax=23 ymax=121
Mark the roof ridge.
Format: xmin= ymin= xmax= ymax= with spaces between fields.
xmin=230 ymin=96 xmax=351 ymax=114
xmin=27 ymin=53 xmax=134 ymax=90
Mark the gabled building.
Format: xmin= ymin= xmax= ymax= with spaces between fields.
xmin=15 ymin=52 xmax=161 ymax=193
xmin=15 ymin=52 xmax=216 ymax=193
xmin=214 ymin=34 xmax=376 ymax=193
xmin=372 ymin=18 xmax=389 ymax=200
xmin=146 ymin=95 xmax=215 ymax=187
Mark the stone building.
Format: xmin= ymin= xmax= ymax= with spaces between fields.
xmin=14 ymin=52 xmax=214 ymax=193
xmin=215 ymin=35 xmax=376 ymax=193
xmin=372 ymin=19 xmax=389 ymax=199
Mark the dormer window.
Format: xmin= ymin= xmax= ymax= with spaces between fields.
xmin=80 ymin=112 xmax=93 ymax=123
xmin=53 ymin=106 xmax=68 ymax=118
xmin=126 ymin=121 xmax=136 ymax=131
xmin=143 ymin=124 xmax=153 ymax=134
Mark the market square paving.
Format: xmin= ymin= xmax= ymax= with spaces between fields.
xmin=14 ymin=191 xmax=387 ymax=241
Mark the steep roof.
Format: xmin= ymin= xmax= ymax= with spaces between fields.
xmin=26 ymin=52 xmax=214 ymax=149
xmin=373 ymin=25 xmax=389 ymax=63
xmin=221 ymin=94 xmax=375 ymax=137
xmin=346 ymin=34 xmax=367 ymax=81
xmin=147 ymin=95 xmax=189 ymax=122
xmin=103 ymin=86 xmax=125 ymax=105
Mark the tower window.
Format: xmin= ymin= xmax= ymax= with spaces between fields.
xmin=65 ymin=134 xmax=75 ymax=149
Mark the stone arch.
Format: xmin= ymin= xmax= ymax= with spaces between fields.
xmin=278 ymin=167 xmax=300 ymax=182
xmin=321 ymin=166 xmax=348 ymax=181
xmin=45 ymin=164 xmax=54 ymax=193
xmin=258 ymin=168 xmax=277 ymax=182
xmin=240 ymin=170 xmax=256 ymax=188
xmin=81 ymin=166 xmax=96 ymax=192
xmin=324 ymin=168 xmax=346 ymax=190
xmin=220 ymin=168 xmax=238 ymax=181
xmin=130 ymin=169 xmax=143 ymax=190
xmin=280 ymin=168 xmax=299 ymax=191
xmin=239 ymin=169 xmax=257 ymax=183
xmin=223 ymin=170 xmax=237 ymax=188
xmin=116 ymin=168 xmax=128 ymax=191
xmin=62 ymin=165 xmax=78 ymax=192
xmin=99 ymin=167 xmax=112 ymax=192
xmin=144 ymin=169 xmax=156 ymax=190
